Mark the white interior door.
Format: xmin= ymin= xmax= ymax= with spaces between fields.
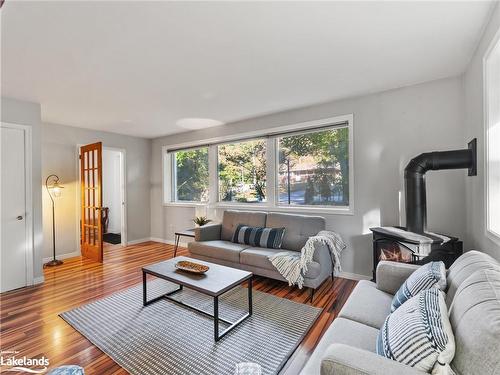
xmin=1 ymin=126 xmax=28 ymax=292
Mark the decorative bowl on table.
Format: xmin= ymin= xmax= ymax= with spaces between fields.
xmin=175 ymin=260 xmax=209 ymax=274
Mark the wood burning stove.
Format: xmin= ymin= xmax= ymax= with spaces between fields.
xmin=369 ymin=139 xmax=476 ymax=280
xmin=370 ymin=226 xmax=462 ymax=280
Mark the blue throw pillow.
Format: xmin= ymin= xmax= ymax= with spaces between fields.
xmin=377 ymin=289 xmax=455 ymax=374
xmin=232 ymin=225 xmax=285 ymax=249
xmin=391 ymin=261 xmax=446 ymax=312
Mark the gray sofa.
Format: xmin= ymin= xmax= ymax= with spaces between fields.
xmin=301 ymin=250 xmax=500 ymax=375
xmin=188 ymin=210 xmax=333 ymax=297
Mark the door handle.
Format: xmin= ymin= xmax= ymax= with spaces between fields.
xmin=17 ymin=215 xmax=23 ymax=220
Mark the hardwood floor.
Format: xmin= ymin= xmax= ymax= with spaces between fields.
xmin=0 ymin=241 xmax=357 ymax=374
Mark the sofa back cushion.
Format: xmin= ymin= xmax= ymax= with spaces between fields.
xmin=449 ymin=267 xmax=500 ymax=375
xmin=266 ymin=213 xmax=325 ymax=251
xmin=221 ymin=210 xmax=267 ymax=241
xmin=446 ymin=250 xmax=500 ymax=307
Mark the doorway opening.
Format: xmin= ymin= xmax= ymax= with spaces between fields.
xmin=102 ymin=148 xmax=126 ymax=247
xmin=102 ymin=149 xmax=120 ymax=245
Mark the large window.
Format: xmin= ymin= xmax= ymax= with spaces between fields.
xmin=164 ymin=116 xmax=353 ymax=213
xmin=172 ymin=147 xmax=209 ymax=202
xmin=218 ymin=139 xmax=266 ymax=203
xmin=278 ymin=127 xmax=349 ymax=206
xmin=485 ymin=31 xmax=500 ymax=243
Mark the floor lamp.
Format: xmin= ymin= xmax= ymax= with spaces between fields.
xmin=44 ymin=174 xmax=64 ymax=267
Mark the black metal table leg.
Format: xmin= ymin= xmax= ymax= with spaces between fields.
xmin=248 ymin=277 xmax=253 ymax=316
xmin=174 ymin=235 xmax=180 ymax=257
xmin=214 ymin=296 xmax=219 ymax=341
xmin=143 ymin=270 xmax=147 ymax=306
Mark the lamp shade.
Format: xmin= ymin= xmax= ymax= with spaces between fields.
xmin=48 ymin=179 xmax=64 ymax=197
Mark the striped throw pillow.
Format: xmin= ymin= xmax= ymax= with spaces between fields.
xmin=232 ymin=225 xmax=285 ymax=249
xmin=391 ymin=261 xmax=446 ymax=312
xmin=377 ymin=288 xmax=456 ymax=374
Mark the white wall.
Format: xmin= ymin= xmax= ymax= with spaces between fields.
xmin=102 ymin=149 xmax=122 ymax=234
xmin=463 ymin=2 xmax=500 ymax=260
xmin=151 ymin=76 xmax=467 ymax=278
xmin=1 ymin=97 xmax=44 ymax=281
xmin=41 ymin=122 xmax=151 ymax=259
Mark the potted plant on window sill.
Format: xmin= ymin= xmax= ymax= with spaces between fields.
xmin=193 ymin=216 xmax=212 ymax=227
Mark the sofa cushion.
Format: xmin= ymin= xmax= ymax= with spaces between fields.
xmin=377 ymin=289 xmax=455 ymax=374
xmin=300 ymin=318 xmax=379 ymax=375
xmin=232 ymin=225 xmax=285 ymax=249
xmin=188 ymin=240 xmax=250 ymax=263
xmin=449 ymin=267 xmax=500 ymax=375
xmin=221 ymin=210 xmax=267 ymax=241
xmin=391 ymin=261 xmax=446 ymax=312
xmin=338 ymin=280 xmax=393 ymax=329
xmin=446 ymin=250 xmax=500 ymax=306
xmin=266 ymin=212 xmax=325 ymax=251
xmin=240 ymin=247 xmax=321 ymax=279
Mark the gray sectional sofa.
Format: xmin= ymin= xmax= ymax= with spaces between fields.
xmin=188 ymin=210 xmax=334 ymax=296
xmin=300 ymin=250 xmax=500 ymax=375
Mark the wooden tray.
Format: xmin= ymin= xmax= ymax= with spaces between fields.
xmin=175 ymin=260 xmax=209 ymax=274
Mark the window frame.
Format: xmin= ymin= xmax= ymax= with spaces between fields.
xmin=163 ymin=114 xmax=354 ymax=215
xmin=164 ymin=145 xmax=210 ymax=205
xmin=483 ymin=27 xmax=500 ymax=245
xmin=273 ymin=125 xmax=351 ymax=210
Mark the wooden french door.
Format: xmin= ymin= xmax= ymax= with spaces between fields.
xmin=80 ymin=142 xmax=103 ymax=262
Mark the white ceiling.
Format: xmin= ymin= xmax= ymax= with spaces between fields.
xmin=1 ymin=1 xmax=495 ymax=138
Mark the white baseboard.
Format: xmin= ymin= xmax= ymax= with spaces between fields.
xmin=338 ymin=271 xmax=371 ymax=281
xmin=149 ymin=237 xmax=189 ymax=248
xmin=42 ymin=251 xmax=81 ymax=263
xmin=126 ymin=237 xmax=153 ymax=245
xmin=33 ymin=276 xmax=45 ymax=284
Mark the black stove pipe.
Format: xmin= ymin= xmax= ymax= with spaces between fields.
xmin=404 ymin=139 xmax=477 ymax=234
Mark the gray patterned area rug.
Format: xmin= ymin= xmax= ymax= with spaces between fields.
xmin=60 ymin=279 xmax=321 ymax=375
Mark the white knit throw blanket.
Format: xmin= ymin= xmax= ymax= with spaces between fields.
xmin=269 ymin=230 xmax=346 ymax=289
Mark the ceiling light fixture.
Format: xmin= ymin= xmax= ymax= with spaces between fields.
xmin=176 ymin=118 xmax=224 ymax=130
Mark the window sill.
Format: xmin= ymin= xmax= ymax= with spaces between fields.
xmin=270 ymin=205 xmax=354 ymax=216
xmin=163 ymin=202 xmax=207 ymax=208
xmin=163 ymin=201 xmax=354 ymax=215
xmin=215 ymin=203 xmax=354 ymax=215
xmin=485 ymin=229 xmax=500 ymax=247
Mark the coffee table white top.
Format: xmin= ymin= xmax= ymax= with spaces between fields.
xmin=142 ymin=256 xmax=253 ymax=297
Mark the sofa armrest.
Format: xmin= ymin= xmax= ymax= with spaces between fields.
xmin=376 ymin=261 xmax=420 ymax=294
xmin=320 ymin=344 xmax=426 ymax=375
xmin=194 ymin=224 xmax=222 ymax=242
xmin=312 ymin=242 xmax=333 ymax=273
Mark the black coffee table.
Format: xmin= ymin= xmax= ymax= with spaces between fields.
xmin=142 ymin=256 xmax=253 ymax=341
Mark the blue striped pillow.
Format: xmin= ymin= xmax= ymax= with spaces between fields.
xmin=391 ymin=261 xmax=446 ymax=312
xmin=377 ymin=288 xmax=455 ymax=374
xmin=232 ymin=225 xmax=285 ymax=249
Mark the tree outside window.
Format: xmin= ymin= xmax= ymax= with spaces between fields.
xmin=278 ymin=127 xmax=349 ymax=206
xmin=174 ymin=147 xmax=209 ymax=202
xmin=218 ymin=140 xmax=266 ymax=203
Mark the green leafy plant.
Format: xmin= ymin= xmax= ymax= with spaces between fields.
xmin=193 ymin=216 xmax=212 ymax=226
